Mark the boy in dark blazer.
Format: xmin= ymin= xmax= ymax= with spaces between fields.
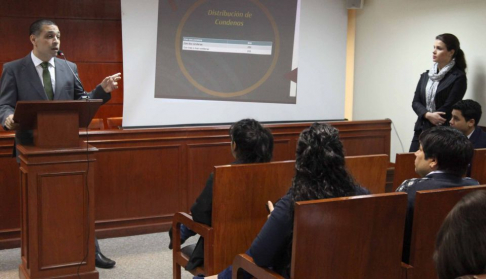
xmin=450 ymin=99 xmax=486 ymax=149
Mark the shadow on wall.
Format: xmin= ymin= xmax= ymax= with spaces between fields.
xmin=471 ymin=63 xmax=486 ymax=105
xmin=471 ymin=63 xmax=486 ymax=126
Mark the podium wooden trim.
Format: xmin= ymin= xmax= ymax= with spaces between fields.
xmin=14 ymin=100 xmax=102 ymax=279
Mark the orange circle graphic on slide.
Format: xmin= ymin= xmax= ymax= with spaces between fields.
xmin=175 ymin=0 xmax=280 ymax=98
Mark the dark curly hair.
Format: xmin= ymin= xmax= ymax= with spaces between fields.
xmin=278 ymin=123 xmax=361 ymax=275
xmin=229 ymin=119 xmax=273 ymax=163
xmin=290 ymin=122 xmax=359 ymax=203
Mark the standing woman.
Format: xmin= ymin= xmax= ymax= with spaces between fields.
xmin=410 ymin=33 xmax=467 ymax=152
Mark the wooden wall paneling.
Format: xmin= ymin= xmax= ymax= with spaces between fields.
xmin=76 ymin=63 xmax=124 ymax=103
xmin=0 ymin=18 xmax=122 ymax=64
xmin=0 ymin=17 xmax=33 ymax=63
xmin=0 ymin=0 xmax=121 ymax=19
xmin=186 ymin=141 xmax=234 ymax=211
xmin=92 ymin=141 xmax=185 ymax=236
xmin=0 ymin=120 xmax=393 ymax=248
xmin=53 ymin=19 xmax=122 ymax=63
xmin=0 ymin=135 xmax=20 ymax=249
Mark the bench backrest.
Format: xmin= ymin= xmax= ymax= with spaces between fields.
xmin=345 ymin=154 xmax=389 ymax=193
xmin=291 ymin=192 xmax=408 ymax=278
xmin=470 ymin=148 xmax=486 ymax=184
xmin=409 ymin=185 xmax=486 ymax=279
xmin=211 ymin=160 xmax=295 ymax=273
xmin=106 ymin=117 xmax=122 ymax=129
xmin=393 ymin=152 xmax=419 ymax=190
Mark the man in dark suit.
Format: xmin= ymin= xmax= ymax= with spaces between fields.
xmin=450 ymin=99 xmax=486 ymax=148
xmin=396 ymin=126 xmax=478 ymax=263
xmin=0 ymin=19 xmax=120 ymax=269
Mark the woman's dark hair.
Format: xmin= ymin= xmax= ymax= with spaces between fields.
xmin=419 ymin=126 xmax=473 ymax=176
xmin=280 ymin=123 xmax=360 ymax=275
xmin=436 ymin=33 xmax=467 ymax=73
xmin=434 ymin=190 xmax=486 ymax=279
xmin=290 ymin=122 xmax=358 ymax=203
xmin=229 ymin=119 xmax=273 ymax=163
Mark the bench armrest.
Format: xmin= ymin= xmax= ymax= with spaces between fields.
xmin=172 ymin=212 xmax=213 ymax=253
xmin=232 ymin=254 xmax=284 ymax=279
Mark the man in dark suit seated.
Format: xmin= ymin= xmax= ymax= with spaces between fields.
xmin=450 ymin=99 xmax=486 ymax=148
xmin=396 ymin=126 xmax=479 ymax=263
xmin=0 ymin=19 xmax=120 ymax=269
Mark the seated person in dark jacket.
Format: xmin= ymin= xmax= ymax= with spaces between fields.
xmin=396 ymin=126 xmax=479 ymax=263
xmin=168 ymin=118 xmax=274 ymax=270
xmin=450 ymin=99 xmax=486 ymax=149
xmin=199 ymin=123 xmax=370 ymax=279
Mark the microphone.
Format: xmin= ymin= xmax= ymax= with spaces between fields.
xmin=57 ymin=50 xmax=89 ymax=99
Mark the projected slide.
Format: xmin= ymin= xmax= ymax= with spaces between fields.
xmin=155 ymin=0 xmax=299 ymax=104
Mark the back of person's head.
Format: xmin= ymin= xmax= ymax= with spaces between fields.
xmin=452 ymin=100 xmax=482 ymax=127
xmin=434 ymin=190 xmax=486 ymax=279
xmin=229 ymin=118 xmax=273 ymax=163
xmin=419 ymin=126 xmax=473 ymax=176
xmin=436 ymin=33 xmax=467 ymax=72
xmin=30 ymin=19 xmax=57 ymax=36
xmin=290 ymin=122 xmax=357 ymax=202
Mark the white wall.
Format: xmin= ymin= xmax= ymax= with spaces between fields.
xmin=353 ymin=0 xmax=486 ymax=161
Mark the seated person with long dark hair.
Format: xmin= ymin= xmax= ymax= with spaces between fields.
xmin=396 ymin=126 xmax=479 ymax=263
xmin=434 ymin=190 xmax=486 ymax=279
xmin=169 ymin=118 xmax=274 ymax=270
xmin=199 ymin=122 xmax=369 ymax=279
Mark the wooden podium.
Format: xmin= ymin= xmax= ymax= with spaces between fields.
xmin=14 ymin=100 xmax=102 ymax=279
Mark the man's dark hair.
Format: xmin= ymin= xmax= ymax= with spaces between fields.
xmin=419 ymin=126 xmax=473 ymax=176
xmin=434 ymin=190 xmax=486 ymax=279
xmin=29 ymin=19 xmax=57 ymax=36
xmin=229 ymin=119 xmax=273 ymax=163
xmin=452 ymin=99 xmax=482 ymax=127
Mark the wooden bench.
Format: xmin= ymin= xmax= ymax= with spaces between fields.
xmin=401 ymin=185 xmax=486 ymax=279
xmin=172 ymin=161 xmax=295 ymax=278
xmin=470 ymin=148 xmax=486 ymax=184
xmin=392 ymin=152 xmax=419 ymax=190
xmin=345 ymin=154 xmax=389 ymax=193
xmin=233 ymin=192 xmax=408 ymax=279
xmin=106 ymin=116 xmax=122 ymax=129
xmin=87 ymin=118 xmax=104 ymax=130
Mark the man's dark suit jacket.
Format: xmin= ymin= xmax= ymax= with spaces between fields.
xmin=396 ymin=172 xmax=478 ymax=263
xmin=470 ymin=126 xmax=486 ymax=149
xmin=0 ymin=54 xmax=111 ymax=152
xmin=412 ymin=66 xmax=467 ymax=132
